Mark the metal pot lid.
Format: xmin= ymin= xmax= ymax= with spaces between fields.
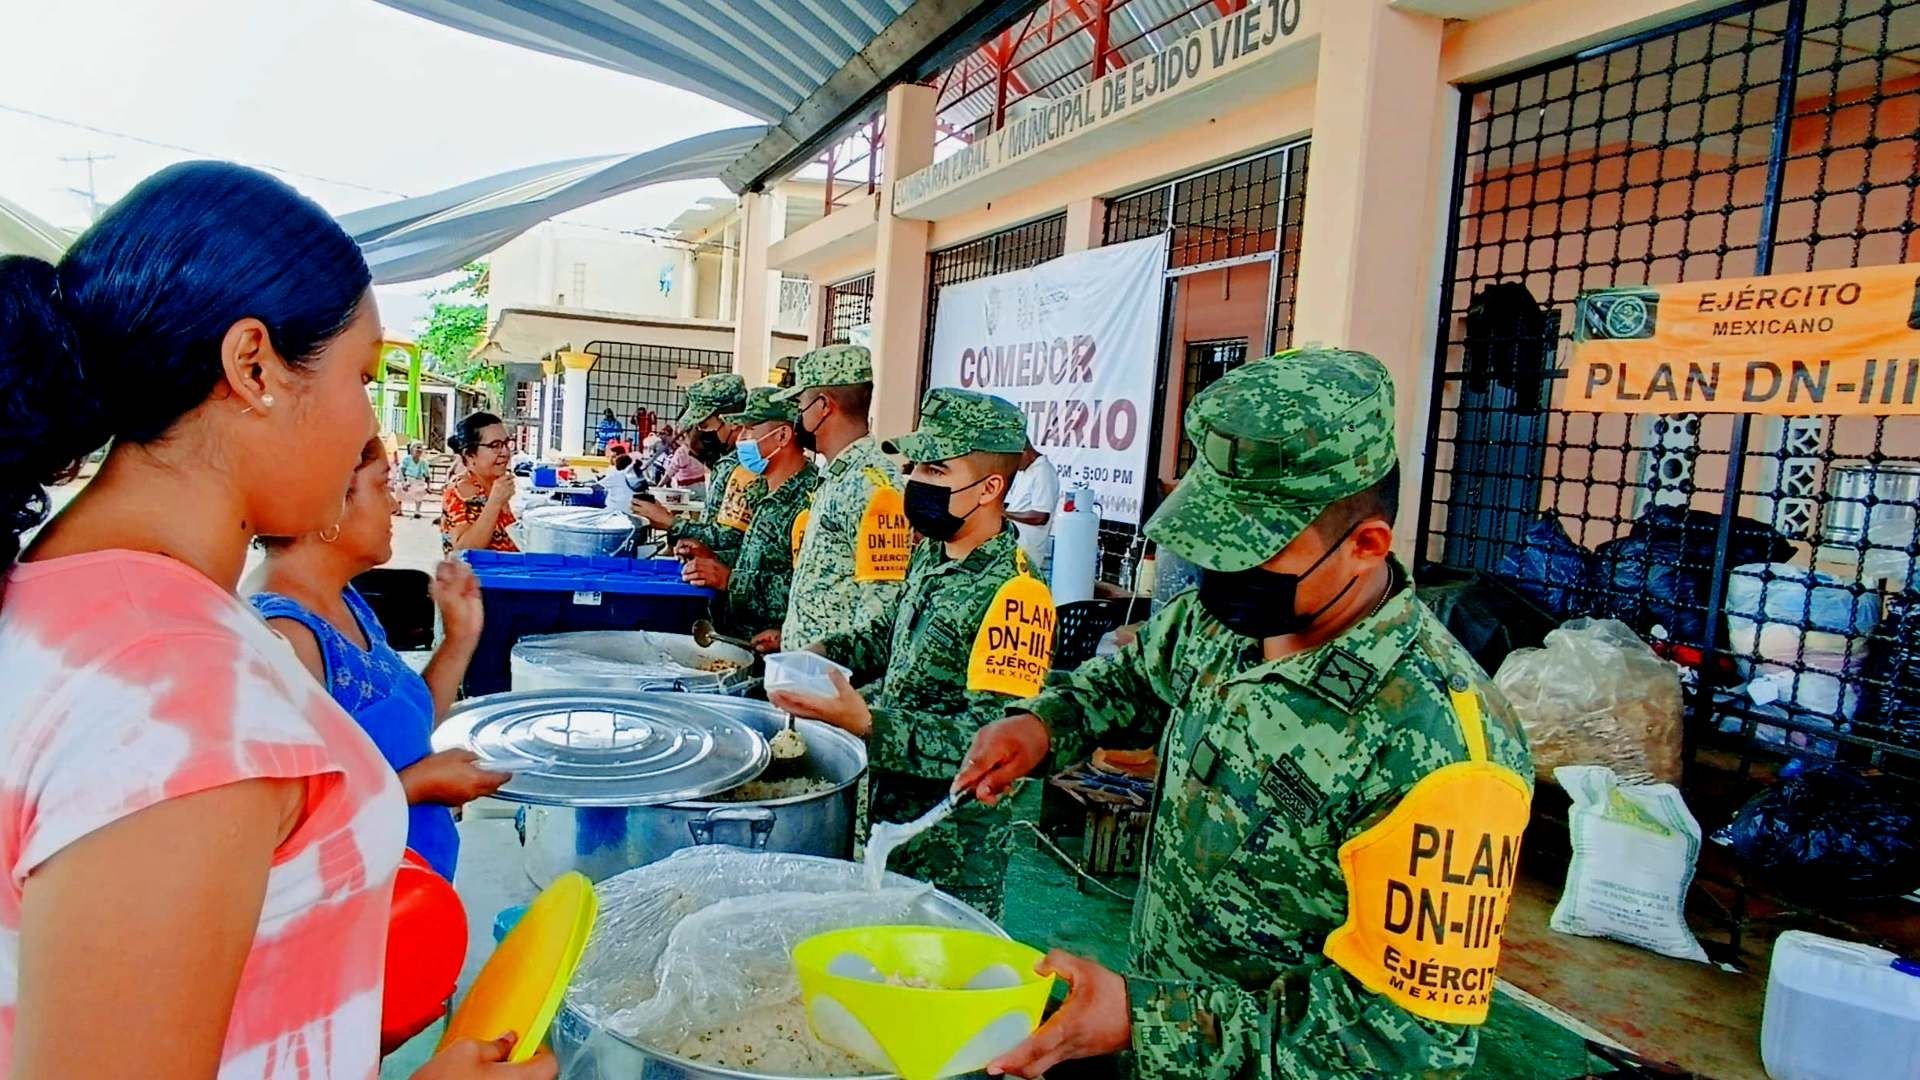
xmin=435 ymin=689 xmax=769 ymax=807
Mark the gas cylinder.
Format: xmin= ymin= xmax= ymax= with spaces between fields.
xmin=1049 ymin=484 xmax=1101 ymax=605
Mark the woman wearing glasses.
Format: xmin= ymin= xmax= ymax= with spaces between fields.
xmin=442 ymin=411 xmax=519 ymax=553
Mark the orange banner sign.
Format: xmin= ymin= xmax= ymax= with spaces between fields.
xmin=1562 ymin=263 xmax=1920 ymax=415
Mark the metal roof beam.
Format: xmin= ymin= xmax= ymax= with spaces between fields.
xmin=719 ymin=0 xmax=1036 ymax=193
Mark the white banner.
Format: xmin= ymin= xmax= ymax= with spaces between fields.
xmin=927 ymin=235 xmax=1166 ymax=524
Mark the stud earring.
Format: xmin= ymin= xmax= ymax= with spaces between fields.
xmin=262 ymin=394 xmax=275 ymax=408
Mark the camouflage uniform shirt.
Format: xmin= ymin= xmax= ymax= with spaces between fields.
xmin=1020 ymin=561 xmax=1532 ymax=1080
xmin=819 ymin=524 xmax=1038 ymax=918
xmin=717 ymin=465 xmax=821 ymax=638
xmin=782 ymin=436 xmax=905 ymax=646
xmin=818 ymin=524 xmax=1032 ymax=779
xmin=668 ymin=449 xmax=765 ymax=566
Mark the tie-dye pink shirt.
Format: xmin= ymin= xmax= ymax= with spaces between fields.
xmin=0 ymin=551 xmax=407 ymax=1078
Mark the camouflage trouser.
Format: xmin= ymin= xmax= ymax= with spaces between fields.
xmin=870 ymin=771 xmax=1013 ymax=921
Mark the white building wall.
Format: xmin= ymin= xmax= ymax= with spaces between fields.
xmin=488 ymin=221 xmax=690 ymax=322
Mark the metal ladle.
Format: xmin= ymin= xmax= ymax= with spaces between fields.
xmin=690 ymin=618 xmax=757 ymax=653
xmin=693 ymin=619 xmax=809 ymax=764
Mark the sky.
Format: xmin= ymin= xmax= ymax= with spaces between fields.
xmin=0 ymin=0 xmax=759 ymax=333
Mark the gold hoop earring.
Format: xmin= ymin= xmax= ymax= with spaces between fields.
xmin=319 ymin=525 xmax=342 ymax=544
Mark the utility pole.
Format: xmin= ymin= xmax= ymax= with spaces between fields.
xmin=60 ymin=151 xmax=115 ymax=221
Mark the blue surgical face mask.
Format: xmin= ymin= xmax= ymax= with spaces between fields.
xmin=737 ymin=436 xmax=769 ymax=475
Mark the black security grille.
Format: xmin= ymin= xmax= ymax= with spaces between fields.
xmin=1098 ymin=141 xmax=1313 ymax=581
xmin=923 ymin=213 xmax=1068 ymax=371
xmin=585 ymin=339 xmax=733 ymax=447
xmin=1104 ymin=140 xmax=1311 ymax=353
xmin=548 ymin=373 xmax=564 ymax=454
xmin=1179 ymin=340 xmax=1250 ymax=474
xmin=1272 ymin=145 xmax=1310 ymax=351
xmin=1422 ymin=0 xmax=1920 ymax=775
xmin=822 ymin=273 xmax=875 ymax=346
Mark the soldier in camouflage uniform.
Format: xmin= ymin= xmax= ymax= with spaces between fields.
xmin=955 ymin=349 xmax=1535 ymax=1079
xmin=631 ymin=372 xmax=764 ymax=566
xmin=770 ymin=345 xmax=910 ymax=652
xmin=771 ymin=388 xmax=1056 ymax=920
xmin=680 ymin=387 xmax=823 ymax=639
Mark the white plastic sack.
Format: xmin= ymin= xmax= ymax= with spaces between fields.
xmin=1550 ymin=765 xmax=1708 ymax=963
xmin=1495 ymin=618 xmax=1685 ymax=785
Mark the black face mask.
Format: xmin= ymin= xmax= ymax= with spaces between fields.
xmin=1198 ymin=520 xmax=1362 ymax=640
xmin=794 ymin=398 xmax=824 ymax=454
xmin=904 ymin=475 xmax=991 ymax=542
xmin=691 ymin=428 xmax=728 ymax=467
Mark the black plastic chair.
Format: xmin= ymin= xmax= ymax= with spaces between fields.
xmin=1053 ymin=598 xmax=1126 ymax=672
xmin=352 ymin=568 xmax=435 ymax=652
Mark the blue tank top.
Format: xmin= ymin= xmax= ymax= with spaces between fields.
xmin=250 ymin=586 xmax=460 ymax=880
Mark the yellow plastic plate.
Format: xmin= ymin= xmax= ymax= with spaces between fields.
xmin=440 ymin=871 xmax=598 ymax=1062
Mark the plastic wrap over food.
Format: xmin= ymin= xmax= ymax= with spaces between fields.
xmin=511 ymin=631 xmax=752 ymax=693
xmin=562 ymin=847 xmax=995 ymax=1075
xmin=520 ymin=505 xmax=634 ymax=556
xmin=1495 ymin=618 xmax=1684 ymax=785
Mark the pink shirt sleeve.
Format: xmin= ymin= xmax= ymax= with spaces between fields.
xmin=10 ymin=630 xmax=339 ymax=885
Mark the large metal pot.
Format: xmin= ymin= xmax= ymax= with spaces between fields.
xmin=520 ymin=504 xmax=636 ymax=556
xmin=521 ymin=701 xmax=863 ymax=886
xmin=550 ymin=856 xmax=1002 ymax=1080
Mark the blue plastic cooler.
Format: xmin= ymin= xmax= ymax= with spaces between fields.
xmin=462 ymin=552 xmax=712 ymax=695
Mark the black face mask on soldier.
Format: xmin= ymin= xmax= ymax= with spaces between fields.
xmin=691 ymin=427 xmax=728 ymax=467
xmin=903 ymin=475 xmax=991 ymax=542
xmin=794 ymin=397 xmax=825 ymax=454
xmin=1198 ymin=519 xmax=1363 ymax=639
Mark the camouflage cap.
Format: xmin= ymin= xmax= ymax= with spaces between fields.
xmin=721 ymin=385 xmax=799 ymax=427
xmin=1147 ymin=347 xmax=1399 ymax=573
xmin=771 ymin=344 xmax=874 ymax=401
xmin=678 ymin=372 xmax=748 ymax=428
xmin=881 ymin=388 xmax=1029 ymax=463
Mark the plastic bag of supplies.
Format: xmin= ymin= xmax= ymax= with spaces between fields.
xmin=1495 ymin=618 xmax=1685 ymax=785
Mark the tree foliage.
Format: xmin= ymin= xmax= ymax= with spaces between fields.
xmin=415 ymin=261 xmax=498 ymax=395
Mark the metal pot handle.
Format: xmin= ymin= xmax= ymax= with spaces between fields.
xmin=688 ymin=805 xmax=776 ymax=850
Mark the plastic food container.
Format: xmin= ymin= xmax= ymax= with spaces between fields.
xmin=1761 ymin=930 xmax=1920 ymax=1080
xmin=764 ymin=651 xmax=854 ymax=698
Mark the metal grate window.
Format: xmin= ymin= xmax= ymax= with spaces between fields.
xmin=1420 ymin=0 xmax=1920 ymax=771
xmin=1097 ymin=141 xmax=1312 ymax=582
xmin=584 ymin=340 xmax=734 ymax=447
xmin=1103 ymin=185 xmax=1170 ymax=247
xmin=547 ymin=374 xmax=565 ymax=454
xmin=1104 ymin=140 xmax=1312 ymax=354
xmin=1272 ymin=144 xmax=1310 ymax=351
xmin=1177 ymin=340 xmax=1250 ymax=474
xmin=822 ymin=273 xmax=875 ymax=346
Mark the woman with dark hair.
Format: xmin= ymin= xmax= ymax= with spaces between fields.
xmin=248 ymin=439 xmax=507 ymax=882
xmin=442 ymin=411 xmax=518 ymax=553
xmin=0 ymin=162 xmax=551 ymax=1079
